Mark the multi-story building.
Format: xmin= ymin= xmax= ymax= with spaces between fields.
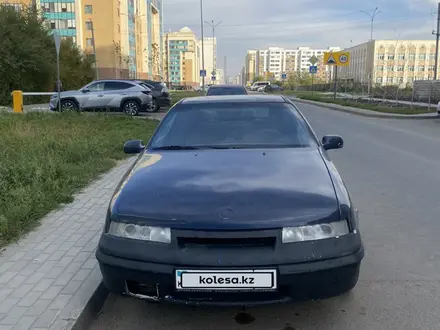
xmin=0 ymin=0 xmax=164 ymax=79
xmin=202 ymin=37 xmax=217 ymax=84
xmin=164 ymin=27 xmax=201 ymax=87
xmin=244 ymin=46 xmax=341 ymax=85
xmin=339 ymin=40 xmax=440 ymax=86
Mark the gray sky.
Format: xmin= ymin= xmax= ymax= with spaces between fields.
xmin=163 ymin=0 xmax=439 ymax=77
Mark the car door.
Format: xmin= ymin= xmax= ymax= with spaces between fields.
xmin=81 ymin=82 xmax=105 ymax=109
xmin=101 ymin=81 xmax=135 ymax=109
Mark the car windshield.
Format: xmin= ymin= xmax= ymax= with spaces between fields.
xmin=149 ymin=102 xmax=317 ymax=149
xmin=206 ymin=87 xmax=247 ymax=95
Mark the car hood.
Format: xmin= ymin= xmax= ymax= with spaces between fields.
xmin=110 ymin=148 xmax=340 ymax=230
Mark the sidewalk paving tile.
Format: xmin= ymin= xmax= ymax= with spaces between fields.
xmin=0 ymin=157 xmax=136 ymax=329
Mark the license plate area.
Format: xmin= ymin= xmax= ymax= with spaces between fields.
xmin=175 ymin=269 xmax=277 ymax=291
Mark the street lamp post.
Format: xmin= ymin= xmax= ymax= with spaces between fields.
xmin=200 ymin=0 xmax=206 ymax=92
xmin=204 ymin=20 xmax=222 ymax=84
xmin=361 ymin=7 xmax=380 ymax=41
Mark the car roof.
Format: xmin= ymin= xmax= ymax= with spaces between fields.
xmin=91 ymin=79 xmax=138 ymax=84
xmin=207 ymin=84 xmax=245 ymax=88
xmin=180 ymin=95 xmax=287 ymax=104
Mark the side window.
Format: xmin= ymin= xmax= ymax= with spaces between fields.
xmin=88 ymin=82 xmax=105 ymax=92
xmin=104 ymin=82 xmax=133 ymax=91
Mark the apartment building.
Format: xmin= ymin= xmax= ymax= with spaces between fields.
xmin=339 ymin=40 xmax=440 ymax=86
xmin=164 ymin=27 xmax=201 ymax=87
xmin=244 ymin=46 xmax=341 ymax=85
xmin=0 ymin=0 xmax=164 ymax=80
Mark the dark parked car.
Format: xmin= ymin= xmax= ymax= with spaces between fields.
xmin=132 ymin=79 xmax=171 ymax=112
xmin=262 ymin=84 xmax=283 ymax=93
xmin=96 ymin=95 xmax=364 ymax=306
xmin=206 ymin=84 xmax=248 ymax=96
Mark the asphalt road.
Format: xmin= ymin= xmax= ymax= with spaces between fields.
xmin=89 ymin=103 xmax=440 ymax=330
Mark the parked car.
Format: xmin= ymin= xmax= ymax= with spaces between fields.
xmin=96 ymin=94 xmax=364 ymax=305
xmin=132 ymin=79 xmax=172 ymax=112
xmin=263 ymin=84 xmax=283 ymax=93
xmin=250 ymin=81 xmax=270 ymax=91
xmin=206 ymin=84 xmax=248 ymax=96
xmin=49 ymin=79 xmax=153 ymax=116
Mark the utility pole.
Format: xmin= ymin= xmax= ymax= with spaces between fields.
xmin=224 ymin=56 xmax=227 ymax=84
xmin=204 ymin=20 xmax=222 ymax=84
xmin=200 ymin=0 xmax=206 ymax=92
xmin=361 ymin=7 xmax=380 ymax=41
xmin=432 ymin=2 xmax=440 ymax=80
xmin=165 ymin=32 xmax=170 ymax=85
xmin=89 ymin=19 xmax=99 ymax=79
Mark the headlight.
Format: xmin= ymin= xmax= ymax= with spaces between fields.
xmin=108 ymin=221 xmax=171 ymax=243
xmin=282 ymin=220 xmax=349 ymax=243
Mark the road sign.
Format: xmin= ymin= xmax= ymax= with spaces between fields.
xmin=309 ymin=66 xmax=318 ymax=74
xmin=211 ymin=70 xmax=216 ymax=76
xmin=200 ymin=70 xmax=206 ymax=77
xmin=211 ymin=75 xmax=216 ymax=81
xmin=281 ymin=73 xmax=287 ymax=79
xmin=309 ymin=55 xmax=319 ymax=65
xmin=323 ymin=51 xmax=350 ymax=66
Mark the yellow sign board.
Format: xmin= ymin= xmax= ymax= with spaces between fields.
xmin=323 ymin=51 xmax=350 ymax=66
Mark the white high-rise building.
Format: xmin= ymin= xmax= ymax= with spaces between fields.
xmin=201 ymin=37 xmax=218 ymax=84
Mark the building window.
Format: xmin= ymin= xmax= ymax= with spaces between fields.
xmin=377 ymin=66 xmax=384 ymax=71
xmin=86 ymin=38 xmax=93 ymax=46
xmin=378 ymin=54 xmax=385 ymax=60
xmin=409 ymin=54 xmax=416 ymax=60
xmin=419 ymin=54 xmax=426 ymax=60
xmin=408 ymin=66 xmax=415 ymax=72
xmin=430 ymin=54 xmax=436 ymax=60
xmin=387 ymin=77 xmax=393 ymax=83
xmin=85 ymin=21 xmax=92 ymax=30
xmin=418 ymin=66 xmax=425 ymax=71
xmin=398 ymin=54 xmax=405 ymax=60
xmin=428 ymin=65 xmax=435 ymax=72
xmin=397 ymin=66 xmax=404 ymax=72
xmin=85 ymin=5 xmax=93 ymax=14
xmin=387 ymin=55 xmax=395 ymax=60
xmin=387 ymin=66 xmax=394 ymax=71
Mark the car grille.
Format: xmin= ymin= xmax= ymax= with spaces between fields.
xmin=177 ymin=236 xmax=276 ymax=249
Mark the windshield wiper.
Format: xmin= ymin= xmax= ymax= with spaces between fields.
xmin=152 ymin=145 xmax=201 ymax=150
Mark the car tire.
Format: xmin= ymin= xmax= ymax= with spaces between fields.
xmin=60 ymin=99 xmax=79 ymax=112
xmin=122 ymin=99 xmax=140 ymax=116
xmin=150 ymin=98 xmax=160 ymax=112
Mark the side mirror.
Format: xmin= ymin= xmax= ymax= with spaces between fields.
xmin=123 ymin=140 xmax=145 ymax=154
xmin=322 ymin=135 xmax=343 ymax=150
xmin=81 ymin=88 xmax=90 ymax=93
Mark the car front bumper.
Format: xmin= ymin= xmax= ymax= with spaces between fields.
xmin=96 ymin=231 xmax=364 ymax=306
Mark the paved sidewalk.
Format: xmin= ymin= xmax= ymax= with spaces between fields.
xmin=0 ymin=157 xmax=136 ymax=330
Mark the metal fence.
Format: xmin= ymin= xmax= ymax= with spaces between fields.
xmin=294 ymin=79 xmax=440 ymax=109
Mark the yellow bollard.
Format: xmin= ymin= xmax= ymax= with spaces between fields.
xmin=11 ymin=90 xmax=23 ymax=113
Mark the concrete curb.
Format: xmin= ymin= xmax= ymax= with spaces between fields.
xmin=71 ymin=282 xmax=109 ymax=330
xmin=291 ymin=97 xmax=439 ymax=120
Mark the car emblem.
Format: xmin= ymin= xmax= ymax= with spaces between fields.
xmin=218 ymin=208 xmax=234 ymax=220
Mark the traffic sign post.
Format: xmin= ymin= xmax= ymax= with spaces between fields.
xmin=211 ymin=75 xmax=216 ymax=81
xmin=323 ymin=51 xmax=350 ymax=100
xmin=309 ymin=66 xmax=318 ymax=74
xmin=281 ymin=73 xmax=287 ymax=80
xmin=309 ymin=55 xmax=319 ymax=65
xmin=200 ymin=70 xmax=207 ymax=77
xmin=53 ymin=32 xmax=61 ymax=113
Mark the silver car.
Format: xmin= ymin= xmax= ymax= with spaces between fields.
xmin=50 ymin=79 xmax=153 ymax=115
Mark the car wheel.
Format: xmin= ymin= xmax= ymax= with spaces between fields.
xmin=60 ymin=99 xmax=79 ymax=112
xmin=149 ymin=98 xmax=160 ymax=112
xmin=122 ymin=100 xmax=140 ymax=116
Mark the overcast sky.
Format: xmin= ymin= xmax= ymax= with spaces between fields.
xmin=163 ymin=0 xmax=439 ymax=77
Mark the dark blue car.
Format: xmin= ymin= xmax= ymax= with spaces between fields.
xmin=96 ymin=95 xmax=364 ymax=306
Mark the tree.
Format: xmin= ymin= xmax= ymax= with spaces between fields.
xmin=0 ymin=5 xmax=94 ymax=104
xmin=253 ymin=75 xmax=264 ymax=83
